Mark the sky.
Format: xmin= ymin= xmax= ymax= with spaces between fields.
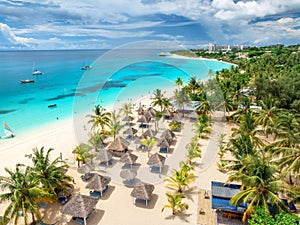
xmin=0 ymin=0 xmax=299 ymax=50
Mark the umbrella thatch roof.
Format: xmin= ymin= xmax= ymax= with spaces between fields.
xmin=85 ymin=174 xmax=111 ymax=192
xmin=161 ymin=129 xmax=176 ymax=140
xmin=120 ymin=152 xmax=138 ymax=165
xmin=123 ymin=127 xmax=138 ymax=136
xmin=163 ymin=109 xmax=173 ymax=116
xmin=57 ymin=186 xmax=74 ymax=198
xmin=157 ymin=138 xmax=171 ymax=148
xmin=144 ymin=111 xmax=153 ymax=119
xmin=77 ymin=164 xmax=93 ymax=174
xmin=142 ymin=128 xmax=157 ymax=138
xmin=95 ymin=150 xmax=113 ymax=163
xmin=120 ymin=169 xmax=137 ymax=180
xmin=107 ymin=136 xmax=130 ymax=151
xmin=147 ymin=153 xmax=166 ymax=167
xmin=60 ymin=194 xmax=98 ymax=218
xmin=130 ymin=183 xmax=154 ymax=200
xmin=137 ymin=115 xmax=150 ymax=123
xmin=122 ymin=115 xmax=134 ymax=122
xmin=136 ymin=105 xmax=144 ymax=115
xmin=147 ymin=107 xmax=157 ymax=117
xmin=172 ymin=113 xmax=181 ymax=122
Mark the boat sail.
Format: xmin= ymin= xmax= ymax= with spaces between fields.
xmin=1 ymin=123 xmax=15 ymax=139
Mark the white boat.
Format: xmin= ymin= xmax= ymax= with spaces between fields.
xmin=20 ymin=79 xmax=34 ymax=83
xmin=1 ymin=123 xmax=15 ymax=139
xmin=32 ymin=69 xmax=42 ymax=75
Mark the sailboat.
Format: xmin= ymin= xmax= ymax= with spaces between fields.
xmin=1 ymin=123 xmax=15 ymax=139
xmin=32 ymin=63 xmax=42 ymax=75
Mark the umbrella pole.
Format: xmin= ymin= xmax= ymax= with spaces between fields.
xmin=84 ymin=217 xmax=86 ymax=225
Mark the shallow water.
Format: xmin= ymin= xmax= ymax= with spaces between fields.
xmin=0 ymin=48 xmax=232 ymax=136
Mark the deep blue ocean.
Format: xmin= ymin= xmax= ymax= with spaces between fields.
xmin=0 ymin=48 xmax=232 ymax=136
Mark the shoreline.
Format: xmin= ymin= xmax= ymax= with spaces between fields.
xmin=169 ymin=53 xmax=237 ymax=66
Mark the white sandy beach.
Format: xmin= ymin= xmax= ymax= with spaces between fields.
xmin=0 ymin=90 xmax=229 ymax=225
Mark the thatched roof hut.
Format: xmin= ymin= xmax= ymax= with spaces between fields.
xmin=107 ymin=136 xmax=130 ymax=153
xmin=136 ymin=104 xmax=144 ymax=115
xmin=77 ymin=164 xmax=93 ymax=174
xmin=137 ymin=115 xmax=150 ymax=124
xmin=123 ymin=127 xmax=138 ymax=136
xmin=142 ymin=128 xmax=157 ymax=138
xmin=85 ymin=174 xmax=111 ymax=193
xmin=122 ymin=115 xmax=134 ymax=122
xmin=130 ymin=183 xmax=155 ymax=206
xmin=147 ymin=153 xmax=166 ymax=173
xmin=95 ymin=150 xmax=113 ymax=163
xmin=120 ymin=152 xmax=138 ymax=165
xmin=161 ymin=129 xmax=176 ymax=140
xmin=60 ymin=194 xmax=98 ymax=224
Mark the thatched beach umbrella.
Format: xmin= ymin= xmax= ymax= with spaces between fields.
xmin=86 ymin=174 xmax=111 ymax=195
xmin=130 ymin=183 xmax=155 ymax=206
xmin=94 ymin=150 xmax=113 ymax=167
xmin=137 ymin=115 xmax=150 ymax=132
xmin=161 ymin=129 xmax=176 ymax=140
xmin=120 ymin=169 xmax=137 ymax=180
xmin=147 ymin=153 xmax=166 ymax=174
xmin=107 ymin=136 xmax=130 ymax=155
xmin=147 ymin=107 xmax=157 ymax=117
xmin=60 ymin=194 xmax=98 ymax=225
xmin=172 ymin=113 xmax=181 ymax=123
xmin=142 ymin=128 xmax=157 ymax=139
xmin=163 ymin=109 xmax=173 ymax=119
xmin=136 ymin=104 xmax=144 ymax=115
xmin=122 ymin=115 xmax=134 ymax=126
xmin=77 ymin=164 xmax=93 ymax=174
xmin=123 ymin=127 xmax=138 ymax=139
xmin=157 ymin=138 xmax=170 ymax=153
xmin=120 ymin=152 xmax=138 ymax=168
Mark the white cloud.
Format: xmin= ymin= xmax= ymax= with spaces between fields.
xmin=0 ymin=23 xmax=33 ymax=47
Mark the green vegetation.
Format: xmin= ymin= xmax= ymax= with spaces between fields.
xmin=174 ymin=44 xmax=300 ymax=222
xmin=0 ymin=148 xmax=72 ymax=225
xmin=248 ymin=207 xmax=299 ymax=225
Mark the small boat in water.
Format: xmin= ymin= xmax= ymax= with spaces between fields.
xmin=32 ymin=69 xmax=42 ymax=75
xmin=159 ymin=52 xmax=167 ymax=56
xmin=0 ymin=123 xmax=15 ymax=139
xmin=48 ymin=104 xmax=57 ymax=108
xmin=81 ymin=65 xmax=92 ymax=70
xmin=20 ymin=79 xmax=34 ymax=83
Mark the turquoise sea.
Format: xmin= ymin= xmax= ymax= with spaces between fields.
xmin=0 ymin=47 xmax=232 ymax=137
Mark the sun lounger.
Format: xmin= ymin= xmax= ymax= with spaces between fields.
xmin=72 ymin=217 xmax=84 ymax=225
xmin=38 ymin=202 xmax=48 ymax=208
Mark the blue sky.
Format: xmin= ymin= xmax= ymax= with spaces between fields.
xmin=0 ymin=0 xmax=299 ymax=50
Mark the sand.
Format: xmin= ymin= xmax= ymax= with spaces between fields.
xmin=0 ymin=91 xmax=230 ymax=225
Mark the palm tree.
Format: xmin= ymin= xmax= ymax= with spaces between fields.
xmin=72 ymin=143 xmax=89 ymax=167
xmin=120 ymin=102 xmax=134 ymax=126
xmin=217 ymin=92 xmax=235 ymax=117
xmin=26 ymin=147 xmax=72 ymax=196
xmin=164 ymin=167 xmax=195 ymax=193
xmin=196 ymin=99 xmax=212 ymax=117
xmin=88 ymin=132 xmax=103 ymax=151
xmin=140 ymin=137 xmax=157 ymax=157
xmin=162 ymin=98 xmax=172 ymax=112
xmin=256 ymin=97 xmax=278 ymax=136
xmin=151 ymin=89 xmax=165 ymax=112
xmin=172 ymin=89 xmax=191 ymax=117
xmin=228 ymin=154 xmax=290 ymax=221
xmin=0 ymin=164 xmax=52 ymax=225
xmin=87 ymin=105 xmax=111 ymax=133
xmin=154 ymin=111 xmax=163 ymax=132
xmin=185 ymin=139 xmax=201 ymax=165
xmin=193 ymin=117 xmax=212 ymax=139
xmin=187 ymin=76 xmax=199 ymax=94
xmin=162 ymin=192 xmax=189 ymax=215
xmin=175 ymin=77 xmax=183 ymax=90
xmin=109 ymin=110 xmax=124 ymax=140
